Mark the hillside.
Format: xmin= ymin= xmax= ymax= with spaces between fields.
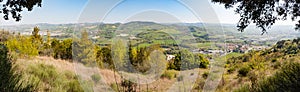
xmin=218 ymin=38 xmax=300 ymax=91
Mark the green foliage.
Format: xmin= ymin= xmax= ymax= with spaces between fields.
xmin=273 ymin=38 xmax=300 ymax=55
xmin=79 ymin=80 xmax=94 ymax=92
xmin=161 ymin=70 xmax=178 ymax=79
xmin=110 ymin=83 xmax=118 ymax=91
xmin=31 ymin=27 xmax=43 ymax=44
xmin=236 ymin=62 xmax=300 ymax=92
xmin=26 ymin=64 xmax=84 ymax=92
xmin=180 ymin=49 xmax=195 ymax=69
xmin=238 ymin=66 xmax=251 ymax=77
xmin=51 ymin=38 xmax=72 ymax=60
xmin=0 ymin=44 xmax=36 ymax=92
xmin=227 ymin=66 xmax=236 ymax=74
xmin=167 ymin=49 xmax=210 ymax=70
xmin=73 ymin=30 xmax=96 ymax=66
xmin=197 ymin=54 xmax=210 ymax=68
xmin=6 ymin=35 xmax=39 ymax=56
xmin=91 ymin=74 xmax=101 ymax=83
xmin=129 ymin=44 xmax=165 ymax=73
xmin=96 ymin=47 xmax=113 ymax=69
xmin=111 ymin=39 xmax=127 ymax=70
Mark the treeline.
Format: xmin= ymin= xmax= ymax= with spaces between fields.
xmin=3 ymin=27 xmax=73 ymax=59
xmin=97 ymin=42 xmax=209 ymax=72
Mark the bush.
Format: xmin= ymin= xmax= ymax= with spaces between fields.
xmin=161 ymin=70 xmax=178 ymax=79
xmin=26 ymin=64 xmax=84 ymax=92
xmin=238 ymin=66 xmax=251 ymax=77
xmin=202 ymin=72 xmax=209 ymax=79
xmin=110 ymin=83 xmax=118 ymax=91
xmin=91 ymin=74 xmax=101 ymax=83
xmin=227 ymin=67 xmax=236 ymax=74
xmin=236 ymin=62 xmax=300 ymax=92
xmin=198 ymin=54 xmax=210 ymax=68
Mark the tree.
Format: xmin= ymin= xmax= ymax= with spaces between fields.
xmin=97 ymin=47 xmax=113 ymax=69
xmin=111 ymin=39 xmax=127 ymax=70
xmin=212 ymin=0 xmax=300 ymax=34
xmin=40 ymin=30 xmax=52 ymax=56
xmin=51 ymin=39 xmax=72 ymax=60
xmin=73 ymin=30 xmax=96 ymax=66
xmin=196 ymin=53 xmax=210 ymax=68
xmin=0 ymin=0 xmax=42 ymax=21
xmin=31 ymin=27 xmax=43 ymax=53
xmin=180 ymin=49 xmax=195 ymax=70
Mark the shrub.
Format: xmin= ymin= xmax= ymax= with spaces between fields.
xmin=110 ymin=83 xmax=118 ymax=91
xmin=202 ymin=72 xmax=209 ymax=79
xmin=6 ymin=36 xmax=39 ymax=56
xmin=91 ymin=74 xmax=101 ymax=83
xmin=236 ymin=62 xmax=300 ymax=92
xmin=26 ymin=64 xmax=84 ymax=92
xmin=161 ymin=70 xmax=178 ymax=79
xmin=238 ymin=66 xmax=251 ymax=77
xmin=227 ymin=67 xmax=236 ymax=74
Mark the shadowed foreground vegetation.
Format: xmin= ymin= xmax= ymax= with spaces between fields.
xmin=0 ymin=44 xmax=36 ymax=92
xmin=237 ymin=62 xmax=300 ymax=92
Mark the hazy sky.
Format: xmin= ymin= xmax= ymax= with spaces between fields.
xmin=0 ymin=0 xmax=295 ymax=25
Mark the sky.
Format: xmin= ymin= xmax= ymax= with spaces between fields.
xmin=0 ymin=0 xmax=295 ymax=25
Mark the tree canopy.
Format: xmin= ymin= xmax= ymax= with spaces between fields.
xmin=0 ymin=0 xmax=42 ymax=21
xmin=212 ymin=0 xmax=300 ymax=34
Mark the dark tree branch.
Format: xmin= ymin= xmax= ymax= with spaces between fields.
xmin=0 ymin=0 xmax=42 ymax=21
xmin=212 ymin=0 xmax=300 ymax=34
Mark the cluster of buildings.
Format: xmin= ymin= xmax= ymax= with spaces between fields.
xmin=192 ymin=43 xmax=269 ymax=55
